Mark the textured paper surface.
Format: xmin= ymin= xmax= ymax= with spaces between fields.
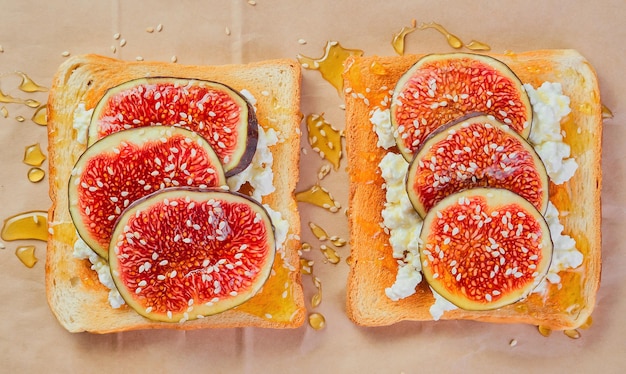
xmin=0 ymin=0 xmax=624 ymax=372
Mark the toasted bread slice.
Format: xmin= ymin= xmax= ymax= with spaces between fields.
xmin=344 ymin=50 xmax=601 ymax=330
xmin=46 ymin=54 xmax=305 ymax=333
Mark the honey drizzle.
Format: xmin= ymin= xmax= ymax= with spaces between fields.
xmin=295 ymin=184 xmax=341 ymax=212
xmin=309 ymin=222 xmax=329 ymax=241
xmin=32 ymin=106 xmax=47 ymax=126
xmin=27 ymin=168 xmax=45 ymax=183
xmin=320 ymin=244 xmax=340 ymax=264
xmin=1 ymin=211 xmax=49 ymax=242
xmin=16 ymin=72 xmax=48 ymax=93
xmin=0 ymin=90 xmax=28 ymax=105
xmin=465 ymin=40 xmax=491 ymax=51
xmin=308 ymin=312 xmax=326 ymax=330
xmin=15 ymin=245 xmax=38 ymax=268
xmin=297 ymin=41 xmax=364 ymax=94
xmin=311 ymin=276 xmax=322 ymax=307
xmin=391 ymin=19 xmax=417 ymax=56
xmin=306 ymin=113 xmax=343 ymax=170
xmin=417 ymin=22 xmax=463 ymax=49
xmin=601 ymin=104 xmax=614 ymax=119
xmin=23 ymin=143 xmax=46 ymax=166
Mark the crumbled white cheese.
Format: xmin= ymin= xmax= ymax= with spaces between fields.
xmin=227 ymin=126 xmax=278 ymax=201
xmin=370 ymin=108 xmax=396 ymax=149
xmin=72 ymin=103 xmax=93 ymax=144
xmin=239 ymin=89 xmax=257 ymax=109
xmin=429 ymin=287 xmax=458 ymax=320
xmin=526 ymin=82 xmax=578 ymax=184
xmin=378 ymin=153 xmax=424 ymax=301
xmin=264 ymin=203 xmax=289 ymax=255
xmin=73 ymin=237 xmax=125 ymax=308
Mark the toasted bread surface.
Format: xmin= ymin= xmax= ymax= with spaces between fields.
xmin=344 ymin=50 xmax=601 ymax=330
xmin=46 ymin=55 xmax=306 ymax=333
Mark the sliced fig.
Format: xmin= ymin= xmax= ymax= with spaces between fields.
xmin=391 ymin=53 xmax=532 ymax=160
xmin=109 ymin=188 xmax=275 ymax=322
xmin=88 ymin=77 xmax=258 ymax=176
xmin=68 ymin=127 xmax=226 ymax=258
xmin=406 ymin=114 xmax=549 ymax=218
xmin=420 ymin=188 xmax=552 ymax=311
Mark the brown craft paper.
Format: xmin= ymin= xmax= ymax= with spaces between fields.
xmin=1 ymin=0 xmax=624 ymax=372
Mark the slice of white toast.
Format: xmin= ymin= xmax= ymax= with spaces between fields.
xmin=344 ymin=50 xmax=602 ymax=330
xmin=46 ymin=54 xmax=305 ymax=333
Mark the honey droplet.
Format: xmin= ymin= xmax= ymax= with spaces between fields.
xmin=537 ymin=325 xmax=552 ymax=337
xmin=514 ymin=303 xmax=529 ymax=314
xmin=32 ymin=106 xmax=47 ymax=126
xmin=329 ymin=235 xmax=347 ymax=247
xmin=23 ymin=143 xmax=47 ymax=166
xmin=311 ymin=276 xmax=322 ymax=308
xmin=317 ymin=164 xmax=332 ymax=180
xmin=1 ymin=106 xmax=8 ymax=118
xmin=15 ymin=245 xmax=38 ymax=268
xmin=0 ymin=89 xmax=26 ymax=105
xmin=418 ymin=22 xmax=463 ymax=49
xmin=564 ymin=329 xmax=581 ymax=339
xmin=320 ymin=244 xmax=340 ymax=264
xmin=24 ymin=99 xmax=40 ymax=108
xmin=369 ymin=61 xmax=387 ymax=76
xmin=297 ymin=41 xmax=364 ymax=94
xmin=465 ymin=40 xmax=491 ymax=51
xmin=27 ymin=168 xmax=45 ymax=183
xmin=601 ymin=104 xmax=614 ymax=119
xmin=306 ymin=113 xmax=343 ymax=170
xmin=15 ymin=115 xmax=25 ymax=122
xmin=1 ymin=211 xmax=49 ymax=242
xmin=308 ymin=312 xmax=326 ymax=330
xmin=300 ymin=258 xmax=313 ymax=275
xmin=391 ymin=25 xmax=417 ymax=55
xmin=16 ymin=72 xmax=48 ymax=93
xmin=579 ymin=315 xmax=593 ymax=329
xmin=296 ymin=184 xmax=341 ymax=212
xmin=309 ymin=222 xmax=329 ymax=241
xmin=301 ymin=242 xmax=312 ymax=252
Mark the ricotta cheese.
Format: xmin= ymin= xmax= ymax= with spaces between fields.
xmin=72 ymin=103 xmax=92 ymax=144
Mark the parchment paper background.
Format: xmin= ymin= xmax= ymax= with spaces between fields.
xmin=0 ymin=1 xmax=624 ymax=372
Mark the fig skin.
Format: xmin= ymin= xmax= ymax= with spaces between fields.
xmin=419 ymin=187 xmax=553 ymax=311
xmin=68 ymin=127 xmax=226 ymax=259
xmin=109 ymin=187 xmax=276 ymax=322
xmin=390 ymin=53 xmax=533 ymax=161
xmin=87 ymin=77 xmax=258 ymax=177
xmin=406 ymin=113 xmax=549 ymax=218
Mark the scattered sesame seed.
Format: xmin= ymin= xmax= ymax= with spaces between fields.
xmin=0 ymin=45 xmax=4 ymax=53
xmin=225 ymin=27 xmax=231 ymax=36
xmin=298 ymin=38 xmax=307 ymax=45
xmin=509 ymin=339 xmax=518 ymax=347
xmin=247 ymin=0 xmax=256 ymax=5
xmin=136 ymin=56 xmax=144 ymax=61
xmin=156 ymin=23 xmax=163 ymax=32
xmin=119 ymin=39 xmax=127 ymax=47
xmin=61 ymin=51 xmax=70 ymax=57
xmin=171 ymin=55 xmax=178 ymax=63
xmin=146 ymin=26 xmax=154 ymax=33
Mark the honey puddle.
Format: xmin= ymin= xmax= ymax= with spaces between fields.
xmin=308 ymin=312 xmax=326 ymax=330
xmin=309 ymin=222 xmax=329 ymax=241
xmin=296 ymin=184 xmax=341 ymax=213
xmin=297 ymin=41 xmax=364 ymax=94
xmin=23 ymin=143 xmax=47 ymax=166
xmin=27 ymin=168 xmax=45 ymax=183
xmin=1 ymin=211 xmax=49 ymax=242
xmin=15 ymin=245 xmax=37 ymax=268
xmin=306 ymin=113 xmax=343 ymax=170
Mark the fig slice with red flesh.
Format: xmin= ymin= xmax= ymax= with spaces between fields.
xmin=406 ymin=114 xmax=549 ymax=218
xmin=420 ymin=187 xmax=552 ymax=311
xmin=391 ymin=53 xmax=532 ymax=160
xmin=68 ymin=127 xmax=226 ymax=259
xmin=109 ymin=188 xmax=276 ymax=322
xmin=87 ymin=77 xmax=258 ymax=176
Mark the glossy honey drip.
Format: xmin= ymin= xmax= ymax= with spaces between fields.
xmin=296 ymin=184 xmax=341 ymax=213
xmin=320 ymin=244 xmax=340 ymax=264
xmin=32 ymin=106 xmax=47 ymax=126
xmin=23 ymin=143 xmax=46 ymax=166
xmin=601 ymin=104 xmax=614 ymax=119
xmin=308 ymin=312 xmax=326 ymax=330
xmin=306 ymin=113 xmax=343 ymax=170
xmin=1 ymin=106 xmax=8 ymax=118
xmin=465 ymin=40 xmax=491 ymax=51
xmin=579 ymin=315 xmax=593 ymax=329
xmin=537 ymin=325 xmax=552 ymax=337
xmin=329 ymin=235 xmax=347 ymax=247
xmin=311 ymin=276 xmax=322 ymax=308
xmin=0 ymin=89 xmax=27 ymax=105
xmin=27 ymin=168 xmax=45 ymax=183
xmin=309 ymin=222 xmax=329 ymax=241
xmin=15 ymin=245 xmax=38 ymax=268
xmin=297 ymin=41 xmax=364 ymax=94
xmin=301 ymin=242 xmax=312 ymax=252
xmin=369 ymin=61 xmax=387 ymax=76
xmin=564 ymin=329 xmax=581 ymax=339
xmin=15 ymin=115 xmax=25 ymax=122
xmin=300 ymin=258 xmax=313 ymax=275
xmin=418 ymin=22 xmax=463 ymax=49
xmin=1 ymin=211 xmax=49 ymax=242
xmin=16 ymin=72 xmax=48 ymax=93
xmin=24 ymin=99 xmax=40 ymax=108
xmin=391 ymin=20 xmax=417 ymax=55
